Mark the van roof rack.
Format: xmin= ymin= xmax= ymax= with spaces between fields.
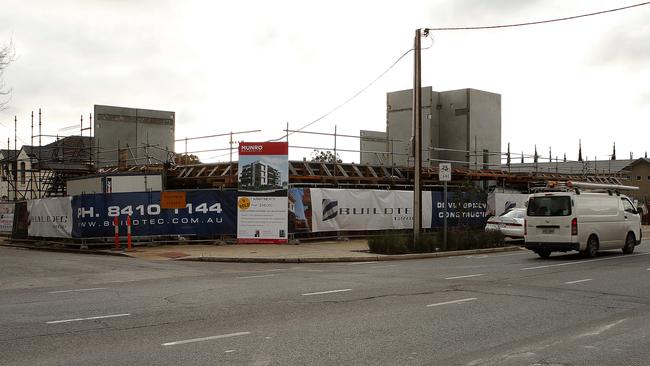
xmin=566 ymin=181 xmax=639 ymax=196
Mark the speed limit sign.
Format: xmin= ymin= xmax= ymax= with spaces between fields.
xmin=439 ymin=163 xmax=451 ymax=182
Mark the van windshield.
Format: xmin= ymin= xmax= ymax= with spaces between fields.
xmin=527 ymin=196 xmax=571 ymax=216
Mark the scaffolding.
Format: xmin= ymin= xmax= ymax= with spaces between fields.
xmin=0 ymin=113 xmax=637 ymax=200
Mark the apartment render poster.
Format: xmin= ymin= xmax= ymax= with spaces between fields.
xmin=237 ymin=142 xmax=289 ymax=243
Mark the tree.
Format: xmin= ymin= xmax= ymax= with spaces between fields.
xmin=174 ymin=153 xmax=201 ymax=165
xmin=0 ymin=41 xmax=15 ymax=110
xmin=310 ymin=150 xmax=341 ymax=163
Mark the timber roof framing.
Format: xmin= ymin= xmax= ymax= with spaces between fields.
xmin=93 ymin=161 xmax=625 ymax=190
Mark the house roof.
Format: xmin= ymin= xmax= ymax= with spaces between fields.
xmin=622 ymin=158 xmax=650 ymax=170
xmin=0 ymin=149 xmax=19 ymax=162
xmin=1 ymin=136 xmax=93 ymax=171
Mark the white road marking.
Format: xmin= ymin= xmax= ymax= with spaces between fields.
xmin=302 ymin=288 xmax=352 ymax=296
xmin=482 ymin=252 xmax=528 ymax=257
xmin=576 ymin=319 xmax=626 ymax=338
xmin=445 ymin=274 xmax=485 ymax=280
xmin=521 ymin=252 xmax=650 ymax=270
xmin=225 ymin=350 xmax=236 ymax=353
xmin=47 ymin=313 xmax=130 ymax=324
xmin=106 ymin=279 xmax=139 ymax=283
xmin=48 ymin=287 xmax=107 ymax=294
xmin=427 ymin=297 xmax=477 ymax=307
xmin=162 ymin=331 xmax=251 ymax=346
xmin=237 ymin=274 xmax=278 ymax=279
xmin=564 ymin=278 xmax=592 ymax=285
xmin=346 ymin=261 xmax=378 ymax=265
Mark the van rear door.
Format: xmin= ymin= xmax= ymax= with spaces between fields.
xmin=526 ymin=194 xmax=573 ymax=242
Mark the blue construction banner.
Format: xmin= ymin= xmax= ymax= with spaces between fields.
xmin=430 ymin=191 xmax=488 ymax=228
xmin=72 ymin=190 xmax=237 ymax=238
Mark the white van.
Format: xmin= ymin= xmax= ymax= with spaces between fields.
xmin=524 ymin=181 xmax=642 ymax=258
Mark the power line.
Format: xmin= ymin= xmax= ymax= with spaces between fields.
xmin=426 ymin=1 xmax=650 ymax=31
xmin=274 ymin=2 xmax=650 ymax=142
xmin=270 ymin=40 xmax=435 ymax=142
xmin=271 ymin=35 xmax=437 ymax=142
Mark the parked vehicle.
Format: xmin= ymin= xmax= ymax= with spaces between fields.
xmin=524 ymin=181 xmax=642 ymax=259
xmin=485 ymin=208 xmax=525 ymax=239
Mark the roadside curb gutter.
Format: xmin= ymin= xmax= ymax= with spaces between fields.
xmin=176 ymin=246 xmax=524 ymax=263
xmin=0 ymin=243 xmax=132 ymax=257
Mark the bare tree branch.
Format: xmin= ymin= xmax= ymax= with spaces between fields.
xmin=0 ymin=40 xmax=16 ymax=111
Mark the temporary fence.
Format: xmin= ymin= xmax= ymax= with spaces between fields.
xmin=10 ymin=187 xmax=499 ymax=244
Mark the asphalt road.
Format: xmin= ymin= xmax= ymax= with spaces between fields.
xmin=1 ymin=242 xmax=650 ymax=366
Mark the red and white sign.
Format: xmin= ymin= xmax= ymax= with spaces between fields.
xmin=239 ymin=142 xmax=288 ymax=156
xmin=237 ymin=142 xmax=289 ymax=244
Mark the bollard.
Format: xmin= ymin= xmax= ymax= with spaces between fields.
xmin=113 ymin=216 xmax=120 ymax=250
xmin=126 ymin=215 xmax=132 ymax=251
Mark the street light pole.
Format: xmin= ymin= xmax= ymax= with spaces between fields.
xmin=412 ymin=28 xmax=423 ymax=245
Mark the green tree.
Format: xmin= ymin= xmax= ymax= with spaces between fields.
xmin=310 ymin=150 xmax=341 ymax=163
xmin=174 ymin=153 xmax=201 ymax=165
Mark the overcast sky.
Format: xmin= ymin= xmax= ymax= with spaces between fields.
xmin=0 ymin=0 xmax=648 ymax=164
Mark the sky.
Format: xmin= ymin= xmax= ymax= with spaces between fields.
xmin=0 ymin=0 xmax=648 ymax=164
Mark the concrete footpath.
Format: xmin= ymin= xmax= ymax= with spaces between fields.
xmin=0 ymin=237 xmax=524 ymax=263
xmin=126 ymin=240 xmax=524 ymax=263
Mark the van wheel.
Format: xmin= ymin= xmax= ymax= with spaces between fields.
xmin=537 ymin=249 xmax=551 ymax=259
xmin=622 ymin=233 xmax=636 ymax=254
xmin=581 ymin=235 xmax=598 ymax=258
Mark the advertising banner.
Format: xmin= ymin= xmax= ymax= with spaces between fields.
xmin=430 ymin=191 xmax=489 ymax=228
xmin=237 ymin=142 xmax=289 ymax=243
xmin=289 ymin=188 xmax=313 ymax=233
xmin=0 ymin=203 xmax=15 ymax=233
xmin=309 ymin=189 xmax=433 ymax=232
xmin=72 ymin=190 xmax=236 ymax=238
xmin=27 ymin=197 xmax=73 ymax=238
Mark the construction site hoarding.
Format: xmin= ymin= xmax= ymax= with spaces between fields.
xmin=237 ymin=142 xmax=288 ymax=243
xmin=308 ymin=188 xmax=432 ymax=232
xmin=0 ymin=203 xmax=15 ymax=233
xmin=27 ymin=197 xmax=73 ymax=238
xmin=291 ymin=188 xmax=488 ymax=232
xmin=72 ymin=190 xmax=236 ymax=238
xmin=430 ymin=191 xmax=489 ymax=228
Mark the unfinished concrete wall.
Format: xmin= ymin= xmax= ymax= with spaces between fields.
xmin=360 ymin=130 xmax=388 ymax=165
xmin=386 ymin=87 xmax=439 ymax=167
xmin=94 ymin=105 xmax=175 ymax=168
xmin=469 ymin=89 xmax=501 ymax=170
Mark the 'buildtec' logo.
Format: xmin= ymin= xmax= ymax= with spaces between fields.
xmin=322 ymin=199 xmax=338 ymax=221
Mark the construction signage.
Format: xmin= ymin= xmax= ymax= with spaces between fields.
xmin=237 ymin=142 xmax=289 ymax=244
xmin=71 ymin=190 xmax=236 ymax=238
xmin=290 ymin=188 xmax=489 ymax=232
xmin=160 ymin=191 xmax=187 ymax=209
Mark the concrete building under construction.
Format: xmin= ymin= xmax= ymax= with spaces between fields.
xmin=94 ymin=105 xmax=175 ymax=168
xmin=360 ymin=87 xmax=501 ymax=169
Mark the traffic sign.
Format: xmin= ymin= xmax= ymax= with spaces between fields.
xmin=439 ymin=163 xmax=451 ymax=182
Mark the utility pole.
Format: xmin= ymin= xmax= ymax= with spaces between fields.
xmin=412 ymin=28 xmax=423 ymax=244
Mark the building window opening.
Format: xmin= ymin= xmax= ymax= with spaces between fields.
xmin=20 ymin=162 xmax=26 ymax=184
